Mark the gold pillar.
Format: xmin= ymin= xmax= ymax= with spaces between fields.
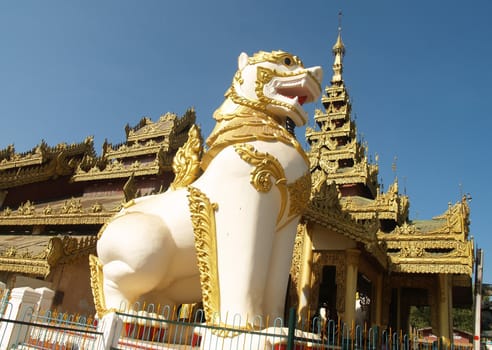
xmin=374 ymin=273 xmax=383 ymax=326
xmin=297 ymin=226 xmax=313 ymax=318
xmin=437 ymin=274 xmax=453 ymax=341
xmin=343 ymin=249 xmax=360 ymax=325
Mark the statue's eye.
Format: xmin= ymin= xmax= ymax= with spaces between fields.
xmin=284 ymin=57 xmax=292 ymax=66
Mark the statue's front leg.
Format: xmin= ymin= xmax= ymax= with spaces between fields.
xmin=213 ymin=187 xmax=280 ymax=325
xmin=262 ymin=219 xmax=301 ymax=322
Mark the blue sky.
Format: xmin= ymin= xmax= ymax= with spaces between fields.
xmin=1 ymin=1 xmax=491 ymax=282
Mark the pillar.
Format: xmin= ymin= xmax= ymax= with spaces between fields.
xmin=297 ymin=225 xmax=313 ymax=318
xmin=374 ymin=273 xmax=383 ymax=326
xmin=344 ymin=249 xmax=360 ymax=325
xmin=97 ymin=312 xmax=124 ymax=350
xmin=35 ymin=287 xmax=55 ymax=314
xmin=437 ymin=274 xmax=453 ymax=342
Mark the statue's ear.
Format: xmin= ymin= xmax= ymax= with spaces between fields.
xmin=238 ymin=52 xmax=249 ymax=70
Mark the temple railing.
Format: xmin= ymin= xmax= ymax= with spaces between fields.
xmin=0 ymin=287 xmax=474 ymax=350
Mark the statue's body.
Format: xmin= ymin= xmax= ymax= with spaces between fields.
xmin=91 ymin=50 xmax=322 ymax=328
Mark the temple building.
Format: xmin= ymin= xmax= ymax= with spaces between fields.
xmin=289 ymin=28 xmax=473 ymax=339
xmin=0 ymin=110 xmax=196 ymax=312
xmin=0 ymin=31 xmax=473 ymax=340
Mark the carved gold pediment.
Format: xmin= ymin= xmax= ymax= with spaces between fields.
xmin=0 ymin=235 xmax=97 ymax=277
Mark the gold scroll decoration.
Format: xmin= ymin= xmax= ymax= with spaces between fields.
xmin=233 ymin=143 xmax=311 ymax=230
xmin=170 ymin=125 xmax=203 ymax=190
xmin=89 ymin=254 xmax=116 ymax=317
xmin=187 ymin=186 xmax=220 ymax=322
xmin=233 ymin=143 xmax=287 ymax=225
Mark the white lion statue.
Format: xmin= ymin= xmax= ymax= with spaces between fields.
xmin=90 ymin=50 xmax=322 ymax=330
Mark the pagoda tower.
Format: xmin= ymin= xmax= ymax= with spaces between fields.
xmin=306 ymin=27 xmax=378 ymax=200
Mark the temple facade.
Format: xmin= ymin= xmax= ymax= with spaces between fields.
xmin=0 ymin=32 xmax=473 ymax=340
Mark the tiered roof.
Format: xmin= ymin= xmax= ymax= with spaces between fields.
xmin=0 ymin=138 xmax=94 ymax=190
xmin=382 ymin=196 xmax=473 ymax=276
xmin=73 ymin=108 xmax=195 ymax=181
xmin=306 ymin=30 xmax=379 ymax=199
xmin=305 ymin=27 xmax=473 ymax=280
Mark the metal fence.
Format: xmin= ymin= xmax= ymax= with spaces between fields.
xmin=0 ymin=302 xmax=103 ymax=349
xmin=0 ymin=288 xmax=475 ymax=350
xmin=110 ymin=304 xmax=474 ymax=350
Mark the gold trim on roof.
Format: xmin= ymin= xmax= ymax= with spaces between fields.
xmin=72 ymin=155 xmax=167 ymax=181
xmin=380 ymin=197 xmax=473 ymax=275
xmin=341 ymin=179 xmax=409 ymax=224
xmin=304 ymin=181 xmax=387 ymax=268
xmin=73 ymin=110 xmax=195 ymax=182
xmin=0 ymin=138 xmax=95 ymax=189
xmin=0 ymin=137 xmax=94 ymax=171
xmin=103 ymin=139 xmax=168 ymax=159
xmin=1 ymin=198 xmax=119 ymax=225
xmin=125 ymin=109 xmax=196 ymax=143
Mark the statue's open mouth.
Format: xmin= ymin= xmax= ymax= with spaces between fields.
xmin=275 ymin=69 xmax=321 ymax=106
xmin=275 ymin=77 xmax=319 ymax=108
xmin=277 ymin=90 xmax=308 ymax=106
xmin=264 ymin=66 xmax=323 ymax=126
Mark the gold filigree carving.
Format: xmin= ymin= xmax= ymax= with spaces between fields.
xmin=287 ymin=172 xmax=311 ymax=217
xmin=46 ymin=237 xmax=64 ymax=266
xmin=0 ymin=235 xmax=96 ymax=277
xmin=89 ymin=254 xmax=116 ymax=317
xmin=18 ymin=201 xmax=35 ymax=215
xmin=123 ymin=173 xmax=138 ymax=203
xmin=170 ymin=125 xmax=203 ymax=190
xmin=0 ymin=258 xmax=50 ymax=276
xmin=247 ymin=51 xmax=304 ymax=67
xmin=60 ymin=198 xmax=83 ymax=214
xmin=392 ymin=222 xmax=417 ymax=235
xmin=233 ymin=143 xmax=288 ymax=227
xmin=91 ymin=202 xmax=103 ymax=213
xmin=187 ymin=186 xmax=220 ymax=323
xmin=203 ymin=106 xmax=308 ymax=170
xmin=289 ymin=224 xmax=305 ymax=297
xmin=232 ymin=143 xmax=311 ymax=230
xmin=233 ymin=144 xmax=286 ymax=192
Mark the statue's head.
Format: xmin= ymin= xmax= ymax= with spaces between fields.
xmin=227 ymin=50 xmax=323 ymax=127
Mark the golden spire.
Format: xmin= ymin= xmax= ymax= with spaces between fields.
xmin=331 ymin=11 xmax=345 ymax=84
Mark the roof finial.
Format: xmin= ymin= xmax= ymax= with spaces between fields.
xmin=338 ymin=10 xmax=342 ymax=33
xmin=331 ymin=11 xmax=345 ymax=85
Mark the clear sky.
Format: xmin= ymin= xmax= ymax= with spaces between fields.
xmin=1 ymin=1 xmax=491 ymax=282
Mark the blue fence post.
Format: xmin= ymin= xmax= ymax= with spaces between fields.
xmin=286 ymin=307 xmax=296 ymax=350
xmin=371 ymin=326 xmax=380 ymax=350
